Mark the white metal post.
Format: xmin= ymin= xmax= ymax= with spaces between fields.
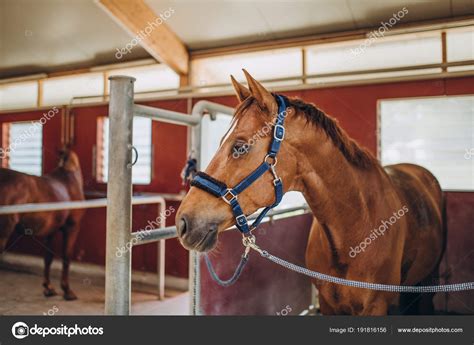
xmin=105 ymin=75 xmax=135 ymax=315
xmin=188 ymin=121 xmax=202 ymax=315
xmin=157 ymin=202 xmax=165 ymax=300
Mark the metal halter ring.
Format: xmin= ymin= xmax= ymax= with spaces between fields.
xmin=264 ymin=154 xmax=278 ymax=166
xmin=131 ymin=146 xmax=139 ymax=166
xmin=242 ymin=234 xmax=263 ymax=255
xmin=222 ymin=189 xmax=237 ymax=204
xmin=127 ymin=145 xmax=139 ymax=168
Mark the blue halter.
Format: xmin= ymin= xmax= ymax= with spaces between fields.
xmin=191 ymin=94 xmax=288 ymax=234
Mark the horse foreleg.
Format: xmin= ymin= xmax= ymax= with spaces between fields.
xmin=361 ymin=299 xmax=389 ymax=315
xmin=43 ymin=235 xmax=58 ymax=297
xmin=359 ymin=292 xmax=399 ymax=315
xmin=61 ymin=222 xmax=79 ymax=301
xmin=0 ymin=236 xmax=8 ymax=254
xmin=0 ymin=215 xmax=18 ymax=254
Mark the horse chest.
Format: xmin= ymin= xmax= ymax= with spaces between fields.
xmin=20 ymin=211 xmax=68 ymax=236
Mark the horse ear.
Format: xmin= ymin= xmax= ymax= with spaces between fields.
xmin=230 ymin=75 xmax=250 ymax=102
xmin=242 ymin=69 xmax=276 ymax=113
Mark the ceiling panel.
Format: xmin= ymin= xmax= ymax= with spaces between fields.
xmin=149 ymin=0 xmax=473 ymax=49
xmin=348 ymin=0 xmax=453 ymax=28
xmin=0 ymin=0 xmax=149 ymax=78
xmin=0 ymin=0 xmax=473 ymax=78
xmin=451 ymin=0 xmax=474 ymax=16
xmin=147 ymin=0 xmax=357 ymax=49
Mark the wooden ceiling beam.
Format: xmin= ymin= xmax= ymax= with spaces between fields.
xmin=97 ymin=0 xmax=189 ymax=75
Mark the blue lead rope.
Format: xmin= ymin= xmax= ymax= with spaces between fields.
xmin=204 ymin=253 xmax=249 ymax=287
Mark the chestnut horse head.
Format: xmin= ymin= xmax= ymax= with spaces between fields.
xmin=177 ymin=70 xmax=311 ymax=251
xmin=57 ymin=145 xmax=81 ymax=172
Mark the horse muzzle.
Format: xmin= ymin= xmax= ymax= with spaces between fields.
xmin=176 ymin=214 xmax=219 ymax=252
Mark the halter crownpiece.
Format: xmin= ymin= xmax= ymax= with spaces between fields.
xmin=191 ymin=94 xmax=288 ymax=234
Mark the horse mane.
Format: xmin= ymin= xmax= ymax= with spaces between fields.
xmin=284 ymin=95 xmax=376 ymax=169
xmin=234 ymin=95 xmax=376 ymax=169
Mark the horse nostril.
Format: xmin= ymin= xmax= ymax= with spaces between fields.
xmin=178 ymin=217 xmax=188 ymax=238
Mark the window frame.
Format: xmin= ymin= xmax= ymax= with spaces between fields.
xmin=1 ymin=120 xmax=44 ymax=175
xmin=0 ymin=80 xmax=39 ymax=111
xmin=95 ymin=115 xmax=154 ymax=185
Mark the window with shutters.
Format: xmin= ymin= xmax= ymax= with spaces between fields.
xmin=96 ymin=116 xmax=152 ymax=184
xmin=1 ymin=121 xmax=43 ymax=175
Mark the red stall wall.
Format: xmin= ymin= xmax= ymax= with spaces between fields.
xmin=200 ymin=214 xmax=314 ymax=315
xmin=2 ymin=76 xmax=473 ymax=300
xmin=2 ymin=100 xmax=189 ymax=278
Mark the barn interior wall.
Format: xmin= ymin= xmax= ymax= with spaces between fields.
xmin=1 ymin=76 xmax=472 ymax=287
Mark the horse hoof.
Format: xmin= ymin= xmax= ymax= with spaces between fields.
xmin=43 ymin=287 xmax=58 ymax=297
xmin=63 ymin=291 xmax=78 ymax=301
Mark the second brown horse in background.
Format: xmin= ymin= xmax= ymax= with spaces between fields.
xmin=0 ymin=148 xmax=84 ymax=300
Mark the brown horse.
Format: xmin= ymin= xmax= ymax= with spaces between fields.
xmin=0 ymin=148 xmax=85 ymax=300
xmin=176 ymin=70 xmax=445 ymax=315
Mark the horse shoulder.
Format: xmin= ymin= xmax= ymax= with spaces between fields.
xmin=0 ymin=168 xmax=34 ymax=204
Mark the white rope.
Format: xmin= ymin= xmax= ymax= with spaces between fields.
xmin=243 ymin=236 xmax=474 ymax=293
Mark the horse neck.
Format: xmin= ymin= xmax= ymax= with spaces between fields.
xmin=49 ymin=166 xmax=84 ymax=195
xmin=296 ymin=132 xmax=386 ymax=243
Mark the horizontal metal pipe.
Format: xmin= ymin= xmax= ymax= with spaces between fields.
xmin=69 ymin=60 xmax=474 ymax=105
xmin=0 ymin=195 xmax=167 ymax=215
xmin=132 ymin=205 xmax=310 ymax=246
xmin=134 ymin=104 xmax=201 ymax=126
xmin=132 ymin=226 xmax=179 ymax=245
xmin=191 ymin=100 xmax=234 ymax=118
xmin=136 ymin=192 xmax=185 ymax=202
xmin=305 ymin=59 xmax=474 ymax=78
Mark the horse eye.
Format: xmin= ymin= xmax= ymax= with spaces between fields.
xmin=231 ymin=141 xmax=250 ymax=158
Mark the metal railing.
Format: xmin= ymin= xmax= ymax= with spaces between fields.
xmin=131 ymin=205 xmax=310 ymax=246
xmin=0 ymin=193 xmax=179 ymax=300
xmin=65 ymin=59 xmax=474 ymax=107
xmin=0 ymin=195 xmax=166 ymax=215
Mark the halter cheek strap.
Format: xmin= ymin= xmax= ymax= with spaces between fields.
xmin=191 ymin=95 xmax=288 ymax=234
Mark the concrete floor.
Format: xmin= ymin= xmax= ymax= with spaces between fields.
xmin=0 ymin=268 xmax=189 ymax=315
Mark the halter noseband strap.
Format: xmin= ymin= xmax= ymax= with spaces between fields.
xmin=191 ymin=94 xmax=288 ymax=234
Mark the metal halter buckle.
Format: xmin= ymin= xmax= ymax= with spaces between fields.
xmin=222 ymin=189 xmax=237 ymax=204
xmin=273 ymin=124 xmax=285 ymax=141
xmin=235 ymin=214 xmax=247 ymax=226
